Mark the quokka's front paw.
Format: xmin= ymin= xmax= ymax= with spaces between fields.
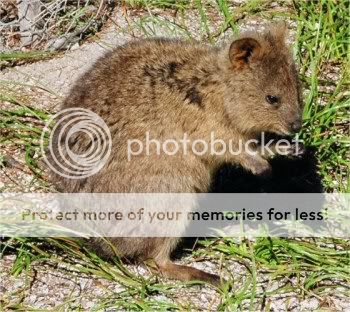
xmin=242 ymin=155 xmax=272 ymax=177
xmin=273 ymin=140 xmax=306 ymax=158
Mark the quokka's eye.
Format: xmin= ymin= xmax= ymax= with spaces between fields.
xmin=266 ymin=95 xmax=280 ymax=105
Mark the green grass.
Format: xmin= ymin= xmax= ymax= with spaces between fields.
xmin=295 ymin=0 xmax=350 ymax=192
xmin=0 ymin=51 xmax=56 ymax=62
xmin=1 ymin=0 xmax=349 ymax=310
xmin=202 ymin=237 xmax=350 ymax=309
xmin=0 ymin=92 xmax=50 ymax=179
xmin=124 ymin=0 xmax=189 ymax=9
xmin=0 ymin=85 xmax=53 ymax=191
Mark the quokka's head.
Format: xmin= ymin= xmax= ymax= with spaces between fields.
xmin=221 ymin=24 xmax=303 ymax=136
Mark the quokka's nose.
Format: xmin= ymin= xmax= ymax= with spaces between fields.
xmin=290 ymin=120 xmax=302 ymax=133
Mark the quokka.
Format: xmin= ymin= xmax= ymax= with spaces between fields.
xmin=51 ymin=24 xmax=303 ymax=286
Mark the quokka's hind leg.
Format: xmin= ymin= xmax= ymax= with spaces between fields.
xmin=155 ymin=260 xmax=222 ymax=287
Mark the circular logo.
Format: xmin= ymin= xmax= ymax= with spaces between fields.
xmin=40 ymin=108 xmax=112 ymax=179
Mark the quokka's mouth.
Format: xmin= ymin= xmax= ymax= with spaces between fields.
xmin=267 ymin=125 xmax=296 ymax=138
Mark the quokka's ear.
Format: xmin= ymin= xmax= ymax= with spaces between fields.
xmin=229 ymin=38 xmax=262 ymax=70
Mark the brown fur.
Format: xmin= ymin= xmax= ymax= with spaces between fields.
xmin=52 ymin=25 xmax=302 ymax=286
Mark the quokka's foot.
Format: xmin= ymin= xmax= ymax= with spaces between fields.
xmin=155 ymin=261 xmax=224 ymax=287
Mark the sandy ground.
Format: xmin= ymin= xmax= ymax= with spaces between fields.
xmin=2 ymin=251 xmax=350 ymax=311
